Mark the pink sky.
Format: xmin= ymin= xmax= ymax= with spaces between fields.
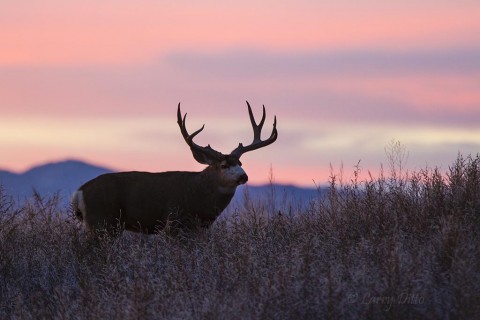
xmin=1 ymin=0 xmax=479 ymax=187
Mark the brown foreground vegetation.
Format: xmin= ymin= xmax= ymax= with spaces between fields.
xmin=0 ymin=153 xmax=479 ymax=319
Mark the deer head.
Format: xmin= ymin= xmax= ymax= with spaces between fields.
xmin=177 ymin=101 xmax=278 ymax=188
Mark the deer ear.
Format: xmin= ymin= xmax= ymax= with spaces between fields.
xmin=190 ymin=145 xmax=224 ymax=165
xmin=191 ymin=148 xmax=214 ymax=165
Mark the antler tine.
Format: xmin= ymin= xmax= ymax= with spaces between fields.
xmin=246 ymin=101 xmax=267 ymax=143
xmin=177 ymin=103 xmax=223 ymax=162
xmin=177 ymin=104 xmax=203 ymax=143
xmin=230 ymin=101 xmax=278 ymax=158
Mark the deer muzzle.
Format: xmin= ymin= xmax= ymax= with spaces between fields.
xmin=237 ymin=173 xmax=248 ymax=185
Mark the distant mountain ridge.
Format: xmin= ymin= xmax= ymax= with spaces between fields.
xmin=0 ymin=160 xmax=319 ymax=207
xmin=0 ymin=160 xmax=112 ymax=202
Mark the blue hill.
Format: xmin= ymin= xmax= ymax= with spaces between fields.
xmin=0 ymin=160 xmax=111 ymax=203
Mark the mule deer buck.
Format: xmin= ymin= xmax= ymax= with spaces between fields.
xmin=72 ymin=101 xmax=278 ymax=236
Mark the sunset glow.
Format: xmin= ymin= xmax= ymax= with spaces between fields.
xmin=1 ymin=0 xmax=479 ymax=187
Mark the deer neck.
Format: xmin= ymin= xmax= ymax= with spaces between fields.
xmin=199 ymin=167 xmax=238 ymax=196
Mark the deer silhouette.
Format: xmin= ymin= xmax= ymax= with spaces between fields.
xmin=72 ymin=101 xmax=278 ymax=236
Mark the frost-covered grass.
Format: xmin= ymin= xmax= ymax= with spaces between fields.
xmin=0 ymin=153 xmax=479 ymax=319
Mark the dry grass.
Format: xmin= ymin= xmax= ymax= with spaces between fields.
xmin=1 ymin=153 xmax=479 ymax=319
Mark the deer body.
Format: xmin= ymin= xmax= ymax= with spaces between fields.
xmin=74 ymin=168 xmax=243 ymax=233
xmin=72 ymin=102 xmax=277 ymax=236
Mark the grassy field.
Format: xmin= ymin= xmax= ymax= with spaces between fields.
xmin=1 ymin=153 xmax=479 ymax=319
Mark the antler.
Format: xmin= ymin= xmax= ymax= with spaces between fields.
xmin=177 ymin=103 xmax=224 ymax=164
xmin=230 ymin=101 xmax=278 ymax=158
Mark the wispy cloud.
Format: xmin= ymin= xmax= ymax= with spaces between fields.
xmin=165 ymin=47 xmax=480 ymax=126
xmin=2 ymin=46 xmax=479 ymax=126
xmin=167 ymin=47 xmax=480 ymax=77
